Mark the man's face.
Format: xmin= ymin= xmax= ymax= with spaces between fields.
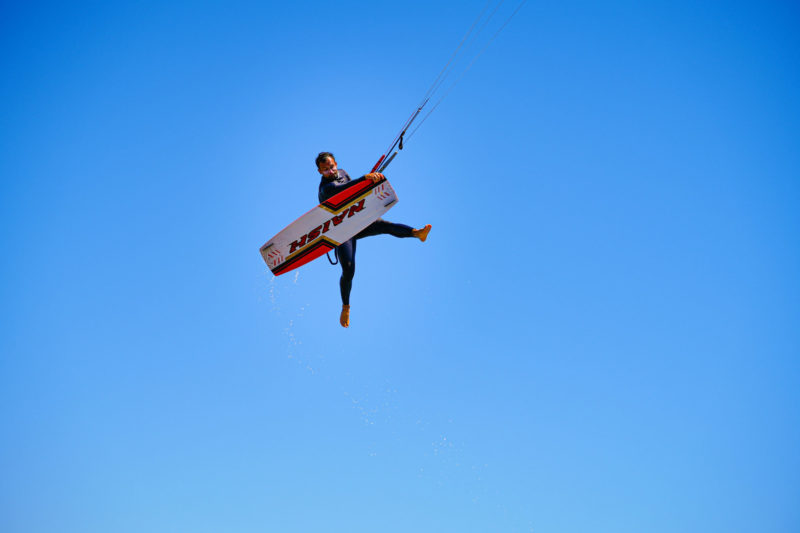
xmin=317 ymin=156 xmax=338 ymax=178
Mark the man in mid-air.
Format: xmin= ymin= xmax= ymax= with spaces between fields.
xmin=316 ymin=152 xmax=431 ymax=328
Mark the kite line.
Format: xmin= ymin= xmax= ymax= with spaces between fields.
xmin=370 ymin=0 xmax=529 ymax=174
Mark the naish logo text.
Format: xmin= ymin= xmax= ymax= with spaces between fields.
xmin=289 ymin=199 xmax=366 ymax=253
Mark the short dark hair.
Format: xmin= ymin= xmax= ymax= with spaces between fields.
xmin=315 ymin=152 xmax=335 ymax=168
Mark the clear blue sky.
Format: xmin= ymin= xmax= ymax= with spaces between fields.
xmin=1 ymin=1 xmax=799 ymax=532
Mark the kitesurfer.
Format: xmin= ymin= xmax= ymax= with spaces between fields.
xmin=316 ymin=152 xmax=431 ymax=328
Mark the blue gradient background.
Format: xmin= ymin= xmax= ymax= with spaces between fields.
xmin=1 ymin=1 xmax=798 ymax=532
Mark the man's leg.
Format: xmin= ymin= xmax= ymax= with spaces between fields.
xmin=355 ymin=219 xmax=431 ymax=241
xmin=336 ymin=238 xmax=356 ymax=328
xmin=335 ymin=220 xmax=431 ymax=328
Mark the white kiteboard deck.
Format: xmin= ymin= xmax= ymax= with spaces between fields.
xmin=260 ymin=178 xmax=398 ymax=276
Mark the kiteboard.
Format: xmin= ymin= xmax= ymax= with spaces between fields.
xmin=260 ymin=178 xmax=398 ymax=276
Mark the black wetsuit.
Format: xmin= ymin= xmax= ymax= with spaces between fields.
xmin=318 ymin=169 xmax=414 ymax=306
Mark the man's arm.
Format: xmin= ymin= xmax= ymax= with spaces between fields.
xmin=319 ymin=170 xmax=353 ymax=202
xmin=319 ymin=172 xmax=384 ymax=203
xmin=319 ymin=180 xmax=350 ymax=201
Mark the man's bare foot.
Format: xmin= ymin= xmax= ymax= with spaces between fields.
xmin=413 ymin=224 xmax=432 ymax=242
xmin=340 ymin=305 xmax=350 ymax=328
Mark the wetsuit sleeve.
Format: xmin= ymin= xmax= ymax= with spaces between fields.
xmin=319 ymin=180 xmax=351 ymax=203
xmin=318 ymin=170 xmax=355 ymax=203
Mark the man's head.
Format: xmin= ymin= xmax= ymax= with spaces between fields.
xmin=316 ymin=152 xmax=338 ymax=178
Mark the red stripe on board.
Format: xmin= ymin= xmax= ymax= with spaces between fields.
xmin=322 ymin=179 xmax=377 ymax=211
xmin=272 ymin=238 xmax=336 ymax=276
